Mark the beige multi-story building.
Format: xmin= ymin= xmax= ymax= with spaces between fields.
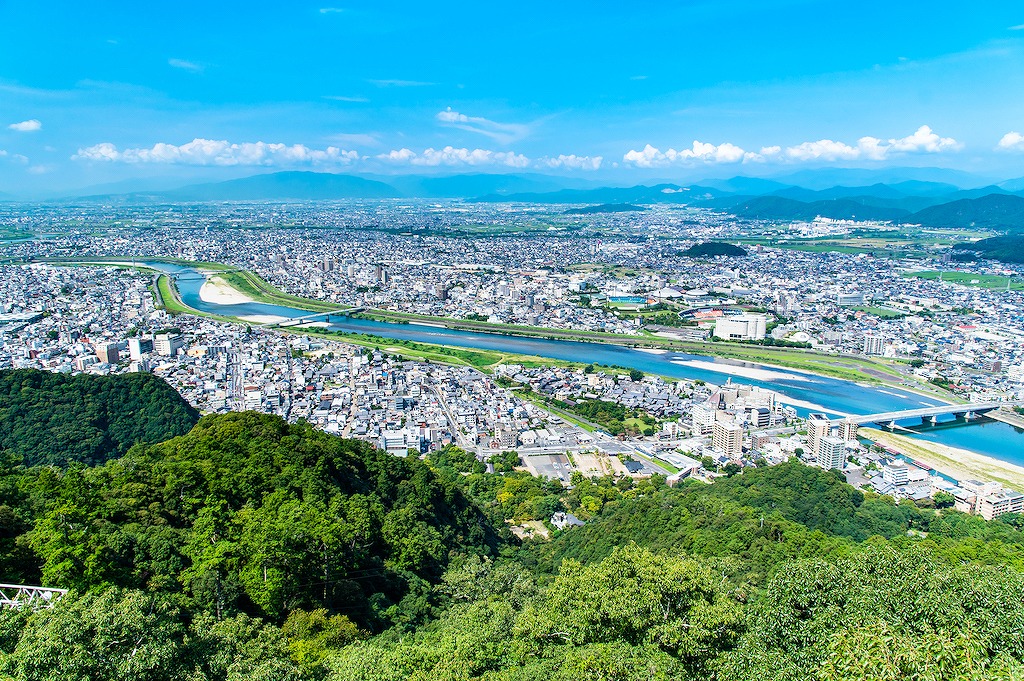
xmin=691 ymin=404 xmax=717 ymax=435
xmin=806 ymin=413 xmax=832 ymax=456
xmin=977 ymin=490 xmax=1024 ymax=520
xmin=816 ymin=436 xmax=847 ymax=470
xmin=712 ymin=420 xmax=743 ymax=458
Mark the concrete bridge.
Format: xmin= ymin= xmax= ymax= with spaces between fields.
xmin=840 ymin=401 xmax=1022 ymax=429
xmin=274 ymin=308 xmax=363 ymax=328
xmin=0 ymin=584 xmax=67 ymax=610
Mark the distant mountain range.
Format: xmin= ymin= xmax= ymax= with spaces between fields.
xmin=563 ymin=203 xmax=646 ymax=214
xmin=58 ymin=171 xmax=598 ymax=203
xmin=5 ymin=168 xmax=1024 ymax=232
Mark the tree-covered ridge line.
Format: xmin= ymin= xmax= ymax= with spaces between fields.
xmin=0 ymin=408 xmax=1023 ymax=678
xmin=0 ymin=368 xmax=199 ymax=467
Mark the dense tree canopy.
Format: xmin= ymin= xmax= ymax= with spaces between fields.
xmin=0 ymin=395 xmax=1022 ymax=680
xmin=5 ymin=412 xmax=499 ymax=628
xmin=0 ymin=369 xmax=199 ymax=466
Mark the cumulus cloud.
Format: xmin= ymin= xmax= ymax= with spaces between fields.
xmin=168 ymin=58 xmax=203 ymax=73
xmin=377 ymin=146 xmax=529 ymax=168
xmin=887 ymin=125 xmax=960 ymax=153
xmin=8 ymin=119 xmax=41 ymax=132
xmin=997 ymin=132 xmax=1024 ymax=152
xmin=622 ymin=141 xmax=754 ymax=167
xmin=72 ymin=138 xmax=360 ymax=166
xmin=435 ymin=107 xmax=530 ymax=144
xmin=540 ymin=154 xmax=603 ymax=170
xmin=623 ymin=126 xmax=960 ymax=167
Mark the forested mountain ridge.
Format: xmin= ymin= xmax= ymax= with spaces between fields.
xmin=11 ymin=412 xmax=499 ymax=624
xmin=0 ymin=368 xmax=199 ymax=466
xmin=0 ymin=407 xmax=1023 ymax=679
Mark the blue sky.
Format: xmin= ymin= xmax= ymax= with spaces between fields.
xmin=3 ymin=1 xmax=1024 ymax=192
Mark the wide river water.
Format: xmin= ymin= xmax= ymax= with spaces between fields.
xmin=151 ymin=262 xmax=1024 ymax=465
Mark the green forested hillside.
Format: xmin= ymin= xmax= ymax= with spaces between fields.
xmin=0 ymin=411 xmax=1023 ymax=680
xmin=0 ymin=369 xmax=199 ymax=466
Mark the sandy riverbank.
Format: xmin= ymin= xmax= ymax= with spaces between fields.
xmin=671 ymin=358 xmax=811 ymax=383
xmin=199 ymin=276 xmax=254 ymax=305
xmin=860 ymin=427 xmax=1024 ymax=491
xmin=238 ymin=314 xmax=289 ymax=324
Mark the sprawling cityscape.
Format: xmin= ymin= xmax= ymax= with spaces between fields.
xmin=6 ymin=2 xmax=1024 ymax=677
xmin=3 ymin=199 xmax=1023 ymax=521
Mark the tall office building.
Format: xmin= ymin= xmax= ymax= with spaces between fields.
xmin=691 ymin=404 xmax=717 ymax=435
xmin=712 ymin=420 xmax=743 ymax=457
xmin=128 ymin=336 xmax=154 ymax=360
xmin=863 ymin=334 xmax=885 ymax=356
xmin=816 ymin=436 xmax=846 ymax=470
xmin=806 ymin=413 xmax=832 ymax=456
xmin=154 ymin=333 xmax=184 ymax=357
xmin=95 ymin=341 xmax=119 ymax=365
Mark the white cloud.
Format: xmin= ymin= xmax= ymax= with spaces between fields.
xmin=784 ymin=139 xmax=866 ymax=161
xmin=435 ymin=107 xmax=530 ymax=144
xmin=168 ymin=58 xmax=203 ymax=73
xmin=1010 ymin=23 xmax=1024 ymax=30
xmin=319 ymin=7 xmax=344 ymax=13
xmin=7 ymin=119 xmax=41 ymax=132
xmin=377 ymin=146 xmax=529 ymax=168
xmin=886 ymin=125 xmax=960 ymax=153
xmin=540 ymin=154 xmax=603 ymax=170
xmin=624 ymin=126 xmax=960 ymax=167
xmin=622 ymin=141 xmax=752 ymax=167
xmin=72 ymin=138 xmax=361 ymax=166
xmin=998 ymin=131 xmax=1024 ymax=152
xmin=0 ymin=150 xmax=6 ymax=157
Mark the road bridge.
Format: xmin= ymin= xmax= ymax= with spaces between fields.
xmin=274 ymin=308 xmax=361 ymax=327
xmin=839 ymin=401 xmax=1022 ymax=429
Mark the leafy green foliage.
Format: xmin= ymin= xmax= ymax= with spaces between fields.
xmin=1 ymin=397 xmax=1024 ymax=679
xmin=17 ymin=412 xmax=499 ymax=628
xmin=683 ymin=241 xmax=748 ymax=257
xmin=0 ymin=369 xmax=199 ymax=467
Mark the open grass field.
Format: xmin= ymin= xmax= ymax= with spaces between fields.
xmin=849 ymin=305 xmax=906 ymax=318
xmin=903 ymin=271 xmax=1024 ymax=290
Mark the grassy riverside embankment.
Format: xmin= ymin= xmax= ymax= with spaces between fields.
xmin=354 ymin=308 xmax=941 ymax=391
xmin=214 ymin=270 xmax=349 ymax=313
xmin=196 ymin=265 xmax=953 ymax=395
xmin=860 ymin=427 xmax=1024 ymax=492
xmin=38 ymin=257 xmax=952 ymax=396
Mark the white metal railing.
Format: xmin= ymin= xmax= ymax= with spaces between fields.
xmin=0 ymin=583 xmax=68 ymax=609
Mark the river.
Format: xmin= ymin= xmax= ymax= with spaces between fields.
xmin=151 ymin=262 xmax=1024 ymax=464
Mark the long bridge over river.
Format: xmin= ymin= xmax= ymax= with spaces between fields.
xmin=274 ymin=308 xmax=365 ymax=328
xmin=835 ymin=401 xmax=1024 ymax=429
